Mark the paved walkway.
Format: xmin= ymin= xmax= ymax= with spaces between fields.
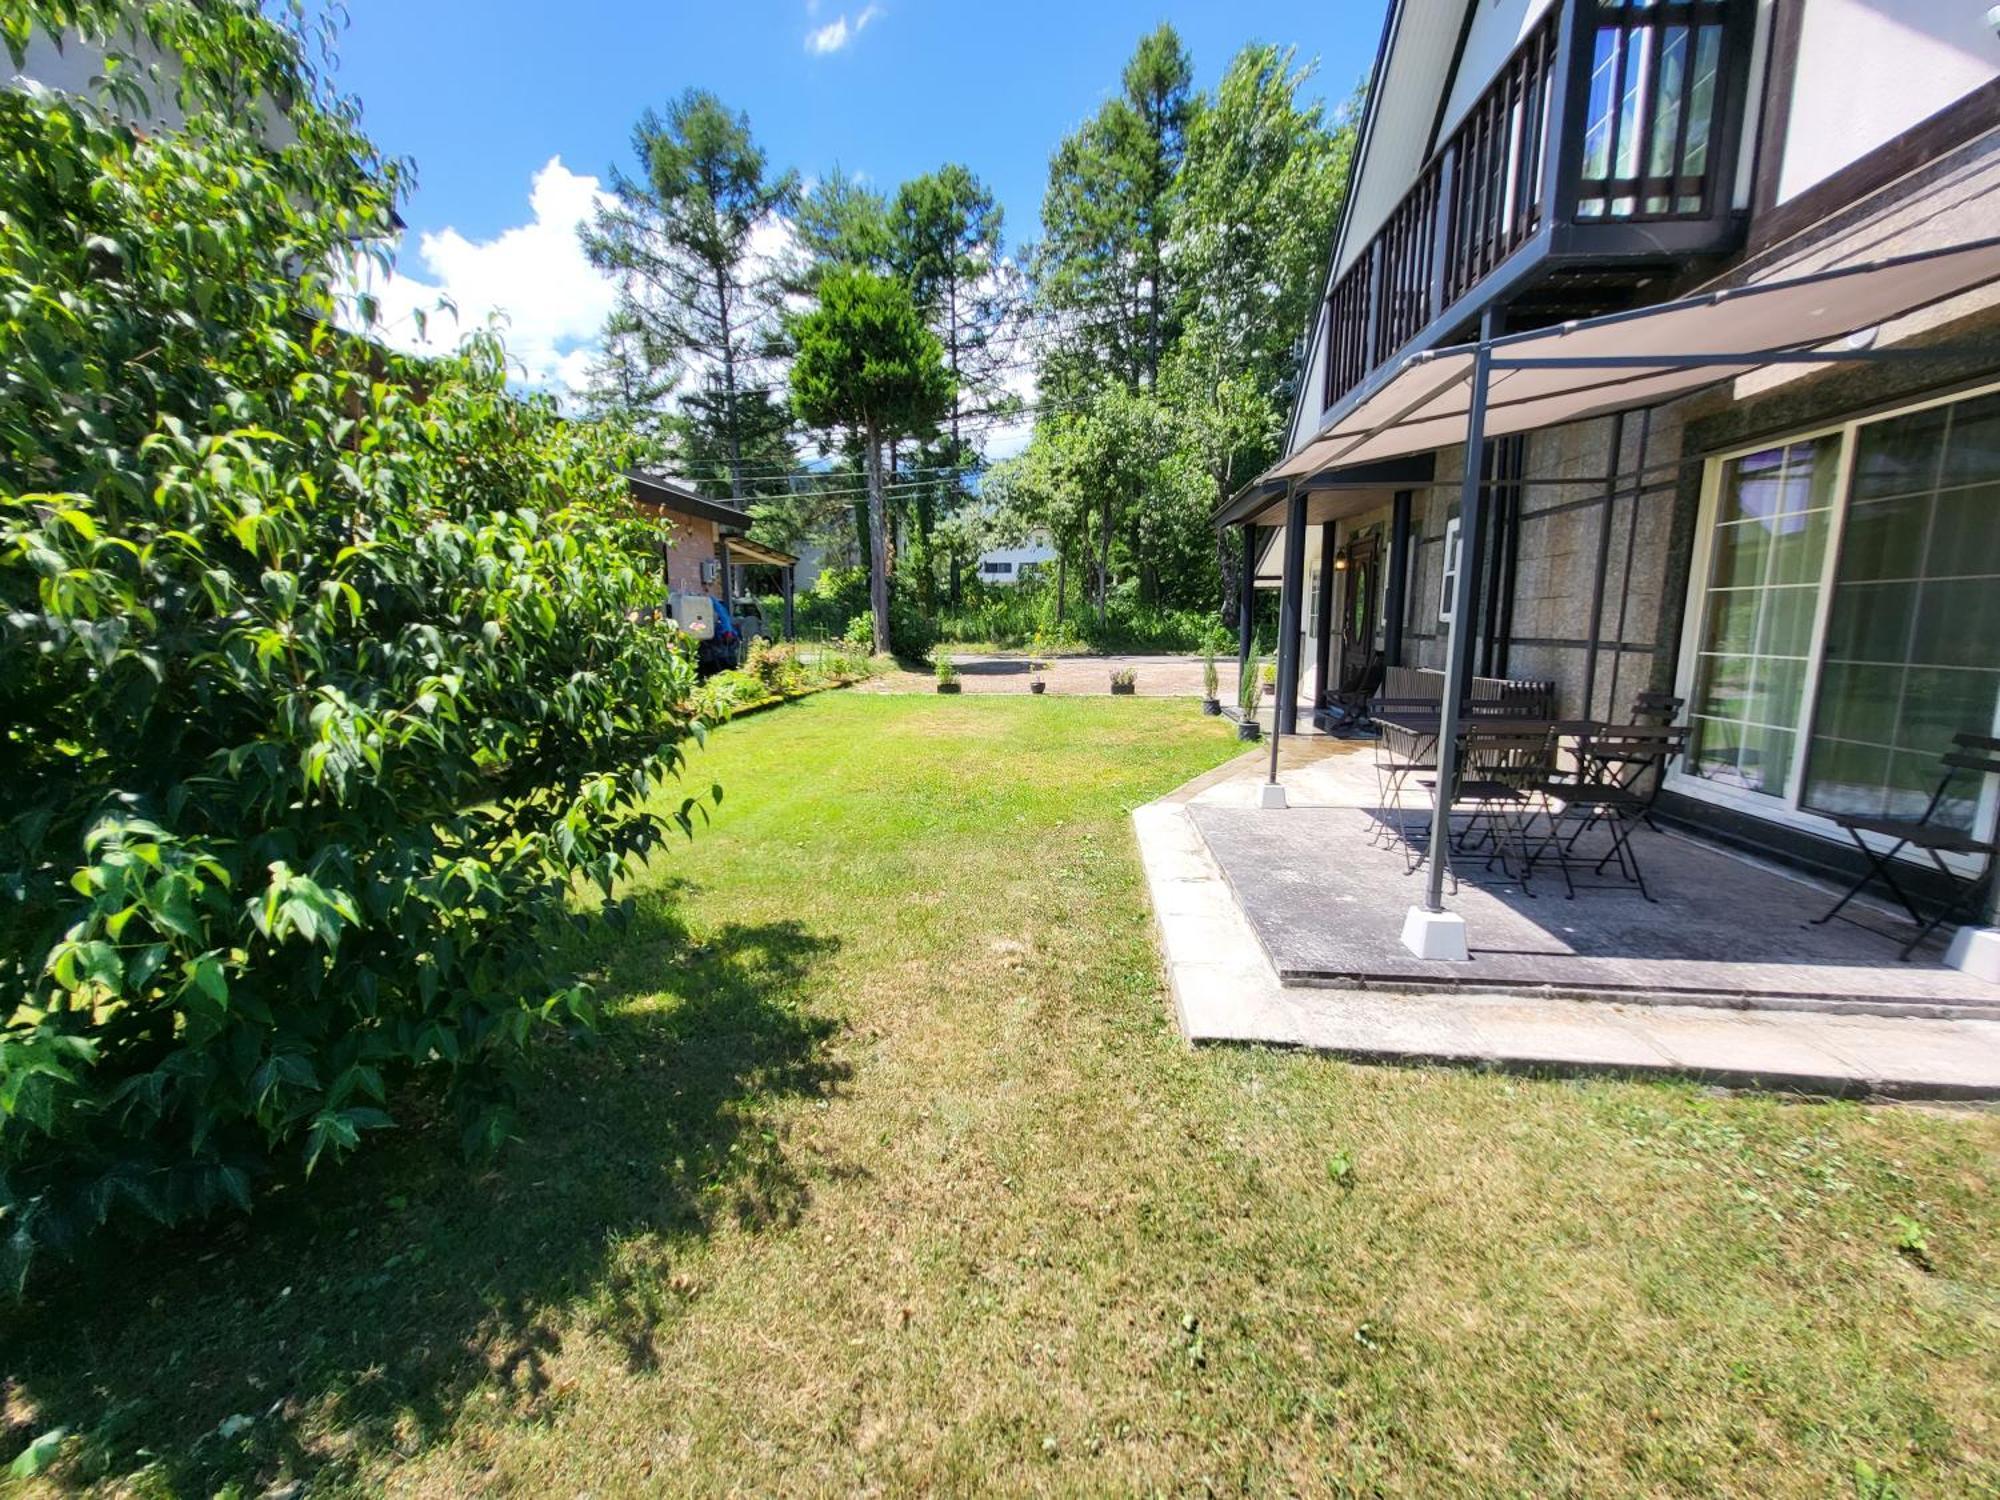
xmin=1135 ymin=749 xmax=2000 ymax=1099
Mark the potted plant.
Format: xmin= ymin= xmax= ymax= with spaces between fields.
xmin=1236 ymin=651 xmax=1263 ymax=741
xmin=935 ymin=652 xmax=962 ymax=694
xmin=1261 ymin=661 xmax=1277 ymax=697
xmin=1028 ymin=632 xmax=1047 ymax=694
xmin=1109 ymin=666 xmax=1137 ymax=696
xmin=1200 ymin=649 xmax=1221 ymax=716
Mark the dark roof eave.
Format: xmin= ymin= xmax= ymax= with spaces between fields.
xmin=624 ymin=470 xmax=754 ymax=529
xmin=1213 ymin=478 xmax=1290 ymax=531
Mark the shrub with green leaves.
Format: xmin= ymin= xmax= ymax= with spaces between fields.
xmin=0 ymin=3 xmax=707 ymax=1273
xmin=1238 ymin=651 xmax=1264 ymax=718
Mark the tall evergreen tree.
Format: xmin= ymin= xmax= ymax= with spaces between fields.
xmin=572 ymin=311 xmax=675 ymax=452
xmin=1031 ymin=24 xmax=1193 ymax=406
xmin=1018 ymin=31 xmax=1353 ymax=626
xmin=890 ymin=164 xmax=1023 ymax=606
xmin=584 ymin=89 xmax=798 ymax=500
xmin=789 ymin=166 xmax=893 ymax=290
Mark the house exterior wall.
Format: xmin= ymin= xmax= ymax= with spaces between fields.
xmin=1347 ymin=123 xmax=2000 ymax=889
xmin=976 ymin=530 xmax=1059 ymax=584
xmin=1776 ymin=0 xmax=1997 ymax=206
xmin=1330 ymin=1 xmax=1466 ymax=280
xmin=1436 ymin=0 xmax=1560 ymax=138
xmin=11 ymin=26 xmax=298 ymax=147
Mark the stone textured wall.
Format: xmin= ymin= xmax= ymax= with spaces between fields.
xmin=1394 ymin=407 xmax=1688 ymax=722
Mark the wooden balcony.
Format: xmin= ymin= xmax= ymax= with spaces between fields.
xmin=1321 ymin=0 xmax=1756 ymax=415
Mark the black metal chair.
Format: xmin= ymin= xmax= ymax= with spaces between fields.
xmin=1417 ymin=726 xmax=1563 ymax=889
xmin=1368 ymin=697 xmax=1442 ymax=847
xmin=1325 ymin=650 xmax=1387 ymax=731
xmin=1530 ymin=724 xmax=1688 ymax=901
xmin=1811 ymin=733 xmax=2000 ymax=961
xmin=1629 ymin=690 xmax=1685 ymax=726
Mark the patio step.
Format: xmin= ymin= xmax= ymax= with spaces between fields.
xmin=1276 ymin=970 xmax=2000 ymax=1024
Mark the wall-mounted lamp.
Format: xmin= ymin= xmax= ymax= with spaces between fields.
xmin=1332 ymin=549 xmax=1350 ymax=572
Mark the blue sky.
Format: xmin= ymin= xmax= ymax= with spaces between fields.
xmin=339 ymin=0 xmax=1383 ymax=424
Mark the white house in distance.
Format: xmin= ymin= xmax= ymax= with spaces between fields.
xmin=976 ymin=527 xmax=1058 ymax=585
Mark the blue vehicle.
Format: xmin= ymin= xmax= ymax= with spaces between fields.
xmin=698 ymin=596 xmax=742 ymax=676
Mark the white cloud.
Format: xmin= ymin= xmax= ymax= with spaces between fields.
xmin=363 ymin=156 xmax=616 ymax=401
xmin=806 ymin=3 xmax=882 ymax=55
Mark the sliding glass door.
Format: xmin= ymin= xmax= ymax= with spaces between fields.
xmin=1679 ymin=385 xmax=2000 ymax=843
xmin=1803 ymin=391 xmax=2000 ymax=832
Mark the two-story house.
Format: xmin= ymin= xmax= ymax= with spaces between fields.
xmin=1228 ymin=0 xmax=2000 ymax=967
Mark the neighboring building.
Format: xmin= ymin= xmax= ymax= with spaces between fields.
xmin=1227 ymin=0 xmax=2000 ymax=937
xmin=626 ymin=472 xmax=799 ymax=637
xmin=976 ymin=527 xmax=1058 ymax=585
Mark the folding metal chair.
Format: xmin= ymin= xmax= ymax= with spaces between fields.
xmin=1532 ymin=725 xmax=1687 ymax=901
xmin=1368 ymin=697 xmax=1441 ymax=848
xmin=1812 ymin=733 xmax=2000 ymax=961
xmin=1417 ymin=726 xmax=1563 ymax=890
xmin=1629 ymin=690 xmax=1685 ymax=726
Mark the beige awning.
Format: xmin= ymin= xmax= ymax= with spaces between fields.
xmin=1268 ymin=236 xmax=2000 ymax=484
xmin=722 ymin=536 xmax=798 ymax=568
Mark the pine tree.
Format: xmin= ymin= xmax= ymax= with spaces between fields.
xmin=585 ymin=89 xmax=798 ymax=500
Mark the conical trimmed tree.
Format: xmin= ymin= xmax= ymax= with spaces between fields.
xmin=789 ymin=267 xmax=954 ymax=654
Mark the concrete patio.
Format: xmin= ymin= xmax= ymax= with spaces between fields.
xmin=1136 ymin=741 xmax=2000 ymax=1097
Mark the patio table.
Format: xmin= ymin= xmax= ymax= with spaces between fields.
xmin=1372 ymin=712 xmax=1565 ymax=873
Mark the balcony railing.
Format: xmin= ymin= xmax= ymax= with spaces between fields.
xmin=1322 ymin=0 xmax=1746 ymax=413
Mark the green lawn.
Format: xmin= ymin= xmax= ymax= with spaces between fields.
xmin=6 ymin=694 xmax=1998 ymax=1496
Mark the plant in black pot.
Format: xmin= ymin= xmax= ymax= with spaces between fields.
xmin=1109 ymin=666 xmax=1137 ymax=696
xmin=1236 ymin=651 xmax=1263 ymax=741
xmin=935 ymin=652 xmax=962 ymax=694
xmin=1200 ymin=649 xmax=1221 ymax=715
xmin=1028 ymin=632 xmax=1047 ymax=693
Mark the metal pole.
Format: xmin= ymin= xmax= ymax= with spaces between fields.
xmin=1237 ymin=523 xmax=1256 ymax=687
xmin=1384 ymin=490 xmax=1412 ymax=668
xmin=1267 ymin=695 xmax=1283 ymax=785
xmin=1606 ymin=407 xmax=1653 ymax=715
xmin=1313 ymin=520 xmax=1337 ymax=713
xmin=1580 ymin=410 xmax=1625 ymax=719
xmin=1275 ymin=489 xmax=1309 ymax=736
xmin=1424 ymin=310 xmax=1498 ymax=914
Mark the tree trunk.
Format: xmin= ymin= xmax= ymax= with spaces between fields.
xmin=716 ymin=267 xmax=744 ymax=501
xmin=866 ymin=419 xmax=891 ymax=656
xmin=1056 ymin=550 xmax=1066 ymax=626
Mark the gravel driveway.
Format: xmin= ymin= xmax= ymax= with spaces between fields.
xmin=860 ymin=653 xmax=1321 ymax=704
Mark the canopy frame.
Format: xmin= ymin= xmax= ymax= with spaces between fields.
xmin=1244 ymin=236 xmax=2000 ymax=958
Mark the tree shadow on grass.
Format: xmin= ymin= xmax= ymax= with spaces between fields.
xmin=0 ymin=911 xmax=849 ymax=1494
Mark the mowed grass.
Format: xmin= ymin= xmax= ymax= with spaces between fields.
xmin=5 ymin=693 xmax=1998 ymax=1496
